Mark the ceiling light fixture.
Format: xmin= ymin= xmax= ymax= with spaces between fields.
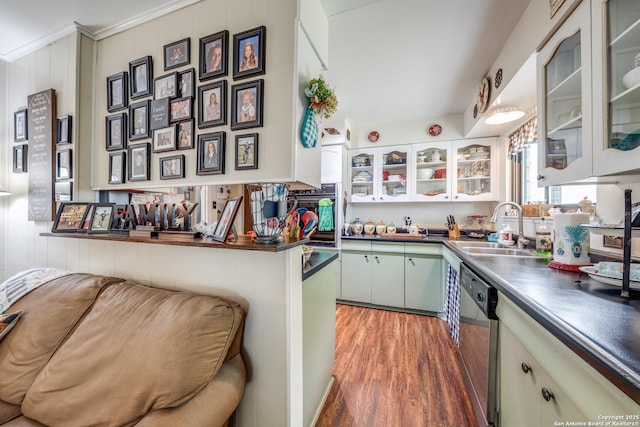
xmin=484 ymin=105 xmax=525 ymax=125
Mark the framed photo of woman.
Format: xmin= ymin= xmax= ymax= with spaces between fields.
xmin=128 ymin=143 xmax=150 ymax=182
xmin=198 ymin=81 xmax=226 ymax=128
xmin=176 ymin=119 xmax=194 ymax=150
xmin=178 ymin=68 xmax=195 ymax=98
xmin=211 ymin=196 xmax=243 ymax=243
xmin=233 ymin=26 xmax=266 ymax=80
xmin=197 ymin=131 xmax=225 ymax=175
xmin=231 ymin=79 xmax=263 ymax=130
xmin=199 ymin=30 xmax=228 ymax=81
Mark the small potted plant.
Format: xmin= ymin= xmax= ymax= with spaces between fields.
xmin=301 ymin=75 xmax=338 ymax=148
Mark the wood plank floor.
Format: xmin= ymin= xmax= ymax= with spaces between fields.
xmin=315 ymin=304 xmax=479 ymax=427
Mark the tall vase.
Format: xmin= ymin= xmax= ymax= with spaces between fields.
xmin=300 ymin=106 xmax=318 ymax=148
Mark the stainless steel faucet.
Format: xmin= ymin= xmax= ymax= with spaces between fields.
xmin=490 ymin=202 xmax=530 ymax=249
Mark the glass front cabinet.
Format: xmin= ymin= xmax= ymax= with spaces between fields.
xmin=592 ymin=0 xmax=640 ymax=175
xmin=349 ymin=146 xmax=412 ymax=203
xmin=537 ymin=0 xmax=592 ymax=186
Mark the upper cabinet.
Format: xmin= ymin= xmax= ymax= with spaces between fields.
xmin=592 ymin=0 xmax=640 ymax=175
xmin=537 ymin=0 xmax=592 ymax=186
xmin=349 ymin=145 xmax=412 ymax=203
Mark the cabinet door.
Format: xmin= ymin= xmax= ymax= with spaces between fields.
xmin=412 ymin=142 xmax=451 ymax=201
xmin=340 ymin=252 xmax=372 ymax=302
xmin=349 ymin=149 xmax=377 ymax=203
xmin=539 ymin=371 xmax=588 ymax=426
xmin=537 ymin=1 xmax=592 ymax=186
xmin=592 ymin=0 xmax=640 ymax=175
xmin=404 ymin=255 xmax=443 ymax=312
xmin=378 ymin=146 xmax=411 ymax=202
xmin=451 ymin=138 xmax=498 ymax=201
xmin=371 ymin=253 xmax=405 ymax=307
xmin=321 ymin=145 xmax=343 ymax=184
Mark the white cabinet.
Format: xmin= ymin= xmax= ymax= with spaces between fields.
xmin=321 ymin=144 xmax=344 ymax=184
xmin=592 ymin=0 xmax=640 ymax=175
xmin=537 ymin=1 xmax=592 ymax=186
xmin=412 ymin=138 xmax=498 ymax=202
xmin=349 ymin=146 xmax=411 ymax=203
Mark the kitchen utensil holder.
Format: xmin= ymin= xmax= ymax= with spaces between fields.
xmin=448 ymin=224 xmax=460 ymax=239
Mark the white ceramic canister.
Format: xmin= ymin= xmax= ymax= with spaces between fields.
xmin=552 ymin=213 xmax=590 ymax=265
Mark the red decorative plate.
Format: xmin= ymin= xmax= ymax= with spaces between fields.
xmin=428 ymin=124 xmax=442 ymax=137
xmin=367 ymin=131 xmax=380 ymax=143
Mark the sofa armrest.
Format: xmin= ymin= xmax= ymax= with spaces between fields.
xmin=133 ymin=354 xmax=246 ymax=427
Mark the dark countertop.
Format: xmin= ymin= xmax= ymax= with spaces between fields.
xmin=444 ymin=241 xmax=640 ymax=404
xmin=303 ymin=249 xmax=339 ymax=281
xmin=342 ymin=232 xmax=450 ymax=244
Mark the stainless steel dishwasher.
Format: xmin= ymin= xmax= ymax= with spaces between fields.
xmin=459 ymin=263 xmax=499 ymax=427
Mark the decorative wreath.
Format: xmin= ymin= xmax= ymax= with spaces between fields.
xmin=304 ymin=75 xmax=338 ymax=119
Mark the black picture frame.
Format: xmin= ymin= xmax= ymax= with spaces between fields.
xmin=211 ymin=196 xmax=243 ymax=243
xmin=51 ymin=202 xmax=90 ymax=233
xmin=106 ymin=113 xmax=127 ymax=151
xmin=199 ymin=30 xmax=229 ymax=81
xmin=54 ymin=181 xmax=72 ymax=202
xmin=197 ymin=131 xmax=225 ymax=175
xmin=129 ymin=100 xmax=150 ymax=141
xmin=153 ymin=126 xmax=176 ymax=152
xmin=231 ymin=79 xmax=263 ymax=130
xmin=153 ymin=72 xmax=177 ymax=100
xmin=160 ymin=155 xmax=185 ymax=180
xmin=129 ymin=56 xmax=153 ymax=99
xmin=56 ymin=149 xmax=72 ymax=180
xmin=164 ymin=38 xmax=190 ymax=70
xmin=235 ymin=133 xmax=258 ymax=170
xmin=56 ymin=115 xmax=72 ymax=145
xmin=170 ymin=97 xmax=193 ymax=122
xmin=128 ymin=143 xmax=150 ymax=182
xmin=198 ymin=80 xmax=226 ymax=128
xmin=178 ymin=68 xmax=195 ymax=98
xmin=106 ymin=72 xmax=128 ymax=112
xmin=13 ymin=144 xmax=28 ymax=173
xmin=149 ymin=98 xmax=170 ymax=130
xmin=109 ymin=151 xmax=126 ymax=184
xmin=233 ymin=26 xmax=266 ymax=80
xmin=88 ymin=203 xmax=115 ymax=233
xmin=176 ymin=119 xmax=194 ymax=150
xmin=14 ymin=109 xmax=27 ymax=142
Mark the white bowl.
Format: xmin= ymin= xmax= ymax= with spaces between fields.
xmin=417 ymin=168 xmax=433 ymax=179
xmin=623 ymin=67 xmax=640 ymax=89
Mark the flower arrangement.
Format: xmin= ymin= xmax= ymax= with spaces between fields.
xmin=304 ymin=75 xmax=338 ymax=119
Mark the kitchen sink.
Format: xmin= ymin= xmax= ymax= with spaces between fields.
xmin=450 ymin=241 xmax=539 ymax=258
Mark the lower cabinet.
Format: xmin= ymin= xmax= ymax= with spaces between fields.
xmin=340 ymin=240 xmax=443 ymax=312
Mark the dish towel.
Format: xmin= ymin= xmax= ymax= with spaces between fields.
xmin=318 ymin=198 xmax=334 ymax=231
xmin=0 ymin=268 xmax=72 ymax=314
xmin=443 ymin=265 xmax=460 ymax=346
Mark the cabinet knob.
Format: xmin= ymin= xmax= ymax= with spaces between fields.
xmin=371 ymin=197 xmax=376 ymax=201
xmin=454 ymin=195 xmax=459 ymax=199
xmin=364 ymin=255 xmax=369 ymax=262
xmin=541 ymin=387 xmax=555 ymax=402
xmin=521 ymin=362 xmax=532 ymax=374
xmin=375 ymin=256 xmax=380 ymax=263
xmin=537 ymin=175 xmax=544 ymax=181
xmin=445 ymin=195 xmax=449 ymax=199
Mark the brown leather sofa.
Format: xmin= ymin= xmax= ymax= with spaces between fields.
xmin=0 ymin=273 xmax=246 ymax=427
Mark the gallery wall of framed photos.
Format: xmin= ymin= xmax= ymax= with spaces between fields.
xmin=102 ymin=24 xmax=267 ymax=187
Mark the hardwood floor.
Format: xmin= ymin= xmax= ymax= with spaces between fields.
xmin=315 ymin=304 xmax=479 ymax=427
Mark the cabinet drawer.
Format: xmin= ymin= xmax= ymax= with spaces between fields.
xmin=341 ymin=240 xmax=372 ymax=252
xmin=372 ymin=241 xmax=405 ymax=254
xmin=404 ymin=243 xmax=442 ymax=256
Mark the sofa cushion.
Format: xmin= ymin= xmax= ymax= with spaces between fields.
xmin=0 ymin=274 xmax=123 ymax=405
xmin=22 ymin=281 xmax=245 ymax=427
xmin=0 ymin=399 xmax=21 ymax=424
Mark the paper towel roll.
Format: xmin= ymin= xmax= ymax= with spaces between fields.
xmin=553 ymin=213 xmax=590 ymax=265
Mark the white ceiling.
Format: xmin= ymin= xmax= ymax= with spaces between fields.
xmin=0 ymin=0 xmax=535 ymax=135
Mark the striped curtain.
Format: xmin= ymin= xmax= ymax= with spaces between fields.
xmin=508 ymin=116 xmax=537 ymax=155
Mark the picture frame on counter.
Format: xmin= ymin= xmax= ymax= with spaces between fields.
xmin=106 ymin=72 xmax=128 ymax=112
xmin=88 ymin=204 xmax=114 ymax=234
xmin=149 ymin=98 xmax=170 ymax=130
xmin=160 ymin=154 xmax=185 ymax=180
xmin=13 ymin=144 xmax=27 ymax=173
xmin=56 ymin=115 xmax=72 ymax=145
xmin=235 ymin=133 xmax=258 ymax=170
xmin=211 ymin=196 xmax=242 ymax=243
xmin=106 ymin=113 xmax=127 ymax=151
xmin=197 ymin=131 xmax=225 ymax=175
xmin=56 ymin=149 xmax=72 ymax=180
xmin=129 ymin=100 xmax=150 ymax=141
xmin=129 ymin=56 xmax=153 ymax=99
xmin=198 ymin=80 xmax=226 ymax=128
xmin=154 ymin=72 xmax=177 ymax=100
xmin=176 ymin=119 xmax=194 ymax=150
xmin=164 ymin=38 xmax=190 ymax=71
xmin=199 ymin=30 xmax=228 ymax=81
xmin=128 ymin=143 xmax=150 ymax=182
xmin=153 ymin=126 xmax=176 ymax=152
xmin=108 ymin=151 xmax=126 ymax=184
xmin=178 ymin=68 xmax=195 ymax=98
xmin=13 ymin=109 xmax=27 ymax=142
xmin=170 ymin=97 xmax=192 ymax=122
xmin=51 ymin=202 xmax=90 ymax=233
xmin=230 ymin=79 xmax=263 ymax=130
xmin=233 ymin=26 xmax=266 ymax=80
xmin=54 ymin=181 xmax=72 ymax=202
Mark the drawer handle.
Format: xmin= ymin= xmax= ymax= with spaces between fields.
xmin=364 ymin=255 xmax=369 ymax=262
xmin=541 ymin=387 xmax=555 ymax=402
xmin=375 ymin=256 xmax=380 ymax=263
xmin=521 ymin=362 xmax=532 ymax=374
